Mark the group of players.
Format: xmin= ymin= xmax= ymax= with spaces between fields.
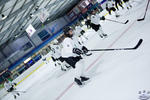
xmin=40 ymin=0 xmax=133 ymax=85
xmin=41 ymin=0 xmax=133 ymax=86
xmin=3 ymin=0 xmax=133 ymax=99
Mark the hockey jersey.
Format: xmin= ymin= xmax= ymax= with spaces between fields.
xmin=4 ymin=81 xmax=14 ymax=91
xmin=91 ymin=13 xmax=100 ymax=25
xmin=61 ymin=37 xmax=81 ymax=58
xmin=74 ymin=25 xmax=82 ymax=35
xmin=50 ymin=44 xmax=61 ymax=59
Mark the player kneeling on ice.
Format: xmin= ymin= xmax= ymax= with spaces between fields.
xmin=4 ymin=79 xmax=20 ymax=99
xmin=50 ymin=40 xmax=70 ymax=71
xmin=90 ymin=8 xmax=108 ymax=38
xmin=61 ymin=26 xmax=91 ymax=86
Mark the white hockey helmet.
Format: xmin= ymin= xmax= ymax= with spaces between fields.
xmin=81 ymin=20 xmax=85 ymax=25
xmin=53 ymin=39 xmax=58 ymax=44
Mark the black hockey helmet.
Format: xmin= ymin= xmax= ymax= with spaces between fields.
xmin=63 ymin=26 xmax=73 ymax=37
xmin=63 ymin=26 xmax=71 ymax=33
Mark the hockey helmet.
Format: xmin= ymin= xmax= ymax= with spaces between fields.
xmin=63 ymin=26 xmax=73 ymax=37
xmin=53 ymin=39 xmax=58 ymax=45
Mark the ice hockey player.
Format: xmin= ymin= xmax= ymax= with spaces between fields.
xmin=85 ymin=16 xmax=92 ymax=29
xmin=4 ymin=79 xmax=20 ymax=99
xmin=41 ymin=54 xmax=49 ymax=64
xmin=106 ymin=0 xmax=120 ymax=17
xmin=61 ymin=26 xmax=90 ymax=86
xmin=114 ymin=0 xmax=124 ymax=10
xmin=74 ymin=22 xmax=88 ymax=42
xmin=71 ymin=25 xmax=92 ymax=56
xmin=90 ymin=8 xmax=108 ymax=38
xmin=50 ymin=40 xmax=69 ymax=71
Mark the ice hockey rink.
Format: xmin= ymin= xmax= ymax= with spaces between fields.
xmin=1 ymin=0 xmax=150 ymax=100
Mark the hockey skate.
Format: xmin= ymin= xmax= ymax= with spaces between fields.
xmin=129 ymin=5 xmax=132 ymax=8
xmin=80 ymin=76 xmax=91 ymax=86
xmin=74 ymin=78 xmax=82 ymax=86
xmin=99 ymin=34 xmax=103 ymax=38
xmin=61 ymin=67 xmax=67 ymax=71
xmin=17 ymin=93 xmax=20 ymax=96
xmin=102 ymin=33 xmax=108 ymax=38
xmin=14 ymin=95 xmax=17 ymax=99
xmin=116 ymin=15 xmax=120 ymax=18
xmin=80 ymin=76 xmax=90 ymax=82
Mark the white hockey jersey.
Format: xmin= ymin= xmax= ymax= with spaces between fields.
xmin=91 ymin=13 xmax=100 ymax=25
xmin=50 ymin=44 xmax=61 ymax=59
xmin=4 ymin=81 xmax=13 ymax=91
xmin=61 ymin=37 xmax=80 ymax=58
xmin=74 ymin=25 xmax=82 ymax=35
xmin=106 ymin=0 xmax=115 ymax=8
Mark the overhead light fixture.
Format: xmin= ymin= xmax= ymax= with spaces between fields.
xmin=1 ymin=14 xmax=7 ymax=20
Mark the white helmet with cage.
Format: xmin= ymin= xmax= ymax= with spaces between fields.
xmin=53 ymin=39 xmax=58 ymax=44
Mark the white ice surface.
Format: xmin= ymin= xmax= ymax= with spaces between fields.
xmin=2 ymin=0 xmax=150 ymax=100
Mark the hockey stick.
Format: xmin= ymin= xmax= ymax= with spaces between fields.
xmin=89 ymin=39 xmax=143 ymax=51
xmin=106 ymin=19 xmax=129 ymax=24
xmin=137 ymin=0 xmax=150 ymax=21
xmin=13 ymin=90 xmax=26 ymax=93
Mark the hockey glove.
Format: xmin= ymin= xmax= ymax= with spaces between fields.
xmin=13 ymin=83 xmax=17 ymax=86
xmin=80 ymin=30 xmax=85 ymax=35
xmin=106 ymin=6 xmax=109 ymax=11
xmin=100 ymin=16 xmax=105 ymax=20
xmin=73 ymin=48 xmax=83 ymax=55
xmin=82 ymin=46 xmax=89 ymax=54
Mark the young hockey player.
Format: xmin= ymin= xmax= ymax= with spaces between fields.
xmin=106 ymin=0 xmax=120 ymax=17
xmin=61 ymin=26 xmax=90 ymax=86
xmin=50 ymin=40 xmax=69 ymax=71
xmin=4 ymin=79 xmax=20 ymax=99
xmin=90 ymin=9 xmax=107 ymax=38
xmin=85 ymin=16 xmax=92 ymax=29
xmin=71 ymin=25 xmax=92 ymax=56
xmin=74 ymin=23 xmax=88 ymax=42
xmin=41 ymin=54 xmax=49 ymax=64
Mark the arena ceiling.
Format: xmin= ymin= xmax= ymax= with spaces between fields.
xmin=0 ymin=0 xmax=79 ymax=48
